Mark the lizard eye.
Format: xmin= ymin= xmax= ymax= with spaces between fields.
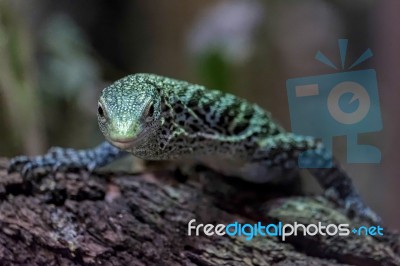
xmin=148 ymin=104 xmax=154 ymax=117
xmin=98 ymin=106 xmax=104 ymax=117
xmin=145 ymin=103 xmax=155 ymax=122
xmin=98 ymin=104 xmax=106 ymax=121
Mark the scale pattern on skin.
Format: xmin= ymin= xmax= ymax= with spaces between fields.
xmin=9 ymin=73 xmax=381 ymax=223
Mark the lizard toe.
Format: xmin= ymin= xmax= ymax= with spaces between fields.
xmin=8 ymin=156 xmax=31 ymax=173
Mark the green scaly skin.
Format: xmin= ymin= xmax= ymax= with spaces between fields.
xmin=9 ymin=73 xmax=381 ymax=223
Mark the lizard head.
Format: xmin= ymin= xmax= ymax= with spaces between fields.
xmin=97 ymin=74 xmax=163 ymax=150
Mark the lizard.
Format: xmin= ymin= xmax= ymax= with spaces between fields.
xmin=8 ymin=73 xmax=380 ymax=223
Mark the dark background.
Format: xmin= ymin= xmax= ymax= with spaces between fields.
xmin=0 ymin=0 xmax=398 ymax=229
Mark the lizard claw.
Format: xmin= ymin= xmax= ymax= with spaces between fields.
xmin=51 ymin=161 xmax=63 ymax=172
xmin=21 ymin=161 xmax=37 ymax=179
xmin=86 ymin=162 xmax=98 ymax=172
xmin=8 ymin=155 xmax=31 ymax=173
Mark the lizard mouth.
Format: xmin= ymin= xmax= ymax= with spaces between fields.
xmin=107 ymin=131 xmax=148 ymax=150
xmin=108 ymin=138 xmax=137 ymax=150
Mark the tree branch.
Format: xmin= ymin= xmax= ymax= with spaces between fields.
xmin=0 ymin=158 xmax=398 ymax=265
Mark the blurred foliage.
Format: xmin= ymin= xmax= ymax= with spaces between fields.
xmin=187 ymin=0 xmax=264 ymax=92
xmin=0 ymin=2 xmax=103 ymax=155
xmin=0 ymin=0 xmax=45 ymax=155
xmin=196 ymin=51 xmax=232 ymax=92
xmin=41 ymin=15 xmax=100 ymax=100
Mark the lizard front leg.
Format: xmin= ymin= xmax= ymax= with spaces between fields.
xmin=8 ymin=141 xmax=128 ymax=178
xmin=244 ymin=133 xmax=381 ymax=223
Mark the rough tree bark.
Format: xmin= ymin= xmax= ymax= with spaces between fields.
xmin=0 ymin=158 xmax=398 ymax=266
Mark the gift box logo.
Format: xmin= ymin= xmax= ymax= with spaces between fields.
xmin=286 ymin=39 xmax=382 ymax=168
